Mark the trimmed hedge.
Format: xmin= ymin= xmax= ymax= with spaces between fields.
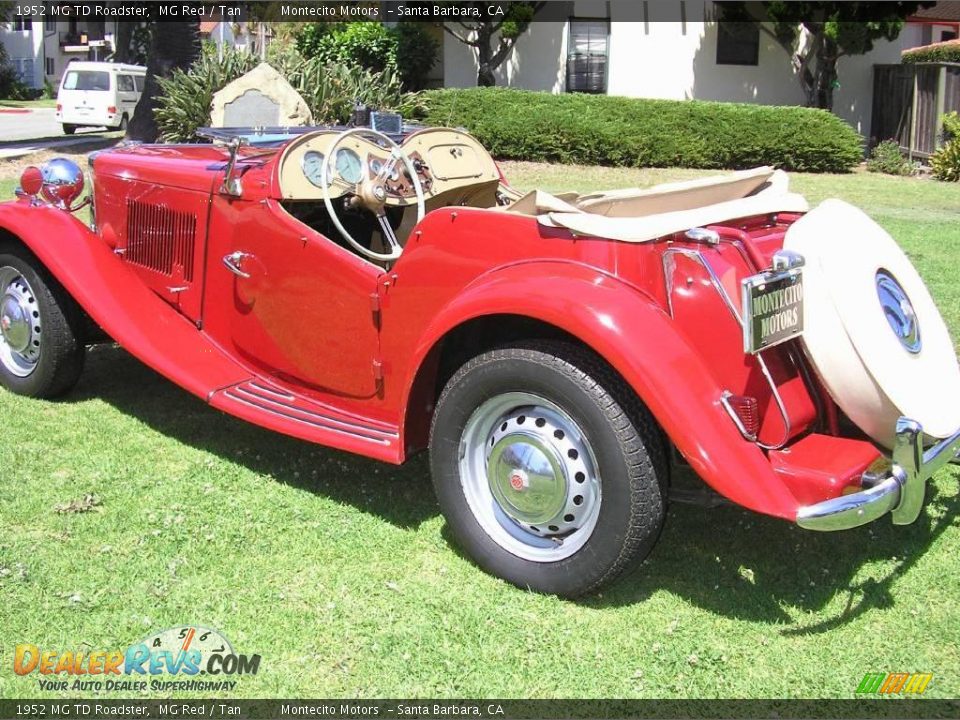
xmin=902 ymin=39 xmax=960 ymax=64
xmin=413 ymin=88 xmax=863 ymax=173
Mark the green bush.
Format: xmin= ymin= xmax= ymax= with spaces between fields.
xmin=393 ymin=24 xmax=440 ymax=91
xmin=0 ymin=43 xmax=30 ymax=100
xmin=902 ymin=39 xmax=960 ymax=64
xmin=931 ymin=140 xmax=960 ymax=181
xmin=411 ymin=88 xmax=864 ymax=173
xmin=295 ymin=22 xmax=437 ymax=91
xmin=932 ymin=113 xmax=960 ymax=182
xmin=866 ymin=139 xmax=918 ymax=176
xmin=154 ymin=44 xmax=416 ymax=142
xmin=943 ymin=111 xmax=960 ymax=141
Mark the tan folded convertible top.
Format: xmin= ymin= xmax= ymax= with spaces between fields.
xmin=501 ymin=166 xmax=807 ymax=242
xmin=540 ymin=192 xmax=809 ymax=243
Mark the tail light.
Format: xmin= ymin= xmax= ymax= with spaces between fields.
xmin=56 ymin=103 xmax=61 ymax=112
xmin=721 ymin=392 xmax=760 ymax=441
xmin=15 ymin=165 xmax=43 ymax=200
xmin=107 ymin=105 xmax=116 ymax=114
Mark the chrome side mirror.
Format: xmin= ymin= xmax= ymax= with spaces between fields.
xmin=40 ymin=158 xmax=86 ymax=210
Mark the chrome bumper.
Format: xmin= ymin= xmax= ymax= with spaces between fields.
xmin=797 ymin=418 xmax=960 ymax=531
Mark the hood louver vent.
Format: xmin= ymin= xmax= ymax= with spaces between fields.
xmin=125 ymin=200 xmax=197 ymax=281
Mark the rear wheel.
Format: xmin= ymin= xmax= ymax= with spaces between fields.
xmin=118 ymin=114 xmax=128 ymax=132
xmin=0 ymin=246 xmax=85 ymax=398
xmin=429 ymin=341 xmax=667 ymax=597
xmin=62 ymin=124 xmax=76 ymax=135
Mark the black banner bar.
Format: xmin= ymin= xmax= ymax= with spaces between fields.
xmin=8 ymin=1 xmax=925 ymax=24
xmin=2 ymin=699 xmax=960 ymax=720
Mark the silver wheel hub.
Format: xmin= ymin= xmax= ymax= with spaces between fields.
xmin=459 ymin=392 xmax=602 ymax=563
xmin=0 ymin=267 xmax=41 ymax=377
xmin=876 ymin=270 xmax=921 ymax=354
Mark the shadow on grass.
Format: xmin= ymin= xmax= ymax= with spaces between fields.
xmin=69 ymin=345 xmax=437 ymax=530
xmin=69 ymin=345 xmax=958 ymax=628
xmin=589 ymin=486 xmax=958 ymax=630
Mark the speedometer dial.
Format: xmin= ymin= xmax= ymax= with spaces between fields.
xmin=335 ymin=148 xmax=363 ymax=185
xmin=301 ymin=150 xmax=331 ymax=188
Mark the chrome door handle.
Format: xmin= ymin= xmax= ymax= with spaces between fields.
xmin=222 ymin=251 xmax=251 ymax=279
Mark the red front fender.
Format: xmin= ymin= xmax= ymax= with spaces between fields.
xmin=0 ymin=203 xmax=248 ymax=398
xmin=405 ymin=260 xmax=800 ymax=520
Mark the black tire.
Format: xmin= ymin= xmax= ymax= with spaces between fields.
xmin=429 ymin=340 xmax=667 ymax=598
xmin=62 ymin=124 xmax=76 ymax=135
xmin=118 ymin=114 xmax=128 ymax=132
xmin=0 ymin=244 xmax=85 ymax=398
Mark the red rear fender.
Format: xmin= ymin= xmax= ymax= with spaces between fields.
xmin=406 ymin=260 xmax=801 ymax=519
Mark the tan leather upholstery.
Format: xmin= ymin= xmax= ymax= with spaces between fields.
xmin=503 ymin=189 xmax=583 ymax=216
xmin=538 ymin=191 xmax=809 ymax=243
xmin=575 ymin=166 xmax=777 ymax=217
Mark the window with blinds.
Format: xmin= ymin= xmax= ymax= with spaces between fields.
xmin=716 ymin=22 xmax=760 ymax=66
xmin=566 ymin=19 xmax=609 ymax=94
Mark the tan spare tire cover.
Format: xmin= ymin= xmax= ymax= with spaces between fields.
xmin=784 ymin=199 xmax=960 ymax=449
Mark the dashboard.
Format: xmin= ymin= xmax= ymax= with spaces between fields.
xmin=275 ymin=127 xmax=501 ymax=207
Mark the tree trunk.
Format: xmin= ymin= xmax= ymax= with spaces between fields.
xmin=126 ymin=21 xmax=200 ymax=143
xmin=815 ymin=37 xmax=839 ymax=111
xmin=113 ymin=21 xmax=133 ymax=64
xmin=475 ymin=25 xmax=496 ymax=86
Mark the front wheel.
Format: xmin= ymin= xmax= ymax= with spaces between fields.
xmin=0 ymin=246 xmax=85 ymax=398
xmin=429 ymin=341 xmax=667 ymax=597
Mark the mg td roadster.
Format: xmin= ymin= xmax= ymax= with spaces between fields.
xmin=2 ymin=120 xmax=959 ymax=597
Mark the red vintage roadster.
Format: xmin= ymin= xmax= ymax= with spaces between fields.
xmin=2 ymin=122 xmax=959 ymax=597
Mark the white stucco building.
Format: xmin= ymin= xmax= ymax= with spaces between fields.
xmin=439 ymin=0 xmax=949 ymax=138
xmin=1 ymin=15 xmax=122 ymax=90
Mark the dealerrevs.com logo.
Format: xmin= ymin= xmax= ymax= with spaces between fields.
xmin=13 ymin=626 xmax=261 ymax=692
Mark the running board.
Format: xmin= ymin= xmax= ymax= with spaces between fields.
xmin=209 ymin=379 xmax=401 ymax=463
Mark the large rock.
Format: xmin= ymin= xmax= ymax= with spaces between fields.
xmin=210 ymin=62 xmax=312 ymax=128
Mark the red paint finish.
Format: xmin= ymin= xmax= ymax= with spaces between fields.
xmin=768 ymin=434 xmax=881 ymax=505
xmin=0 ymin=142 xmax=884 ymax=523
xmin=0 ymin=204 xmax=250 ymax=398
xmin=201 ymin=196 xmax=383 ymax=401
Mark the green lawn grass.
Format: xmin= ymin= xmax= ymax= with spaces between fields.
xmin=0 ymin=164 xmax=958 ymax=700
xmin=0 ymin=98 xmax=57 ymax=109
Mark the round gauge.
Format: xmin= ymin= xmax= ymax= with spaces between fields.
xmin=335 ymin=148 xmax=363 ymax=185
xmin=134 ymin=625 xmax=234 ymax=671
xmin=369 ymin=158 xmax=399 ymax=182
xmin=301 ymin=150 xmax=331 ymax=188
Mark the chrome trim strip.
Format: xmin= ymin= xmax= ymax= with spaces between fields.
xmin=720 ymin=391 xmax=757 ymax=442
xmin=227 ymin=385 xmax=398 ymax=441
xmin=222 ymin=389 xmax=395 ymax=445
xmin=661 ymin=246 xmax=792 ymax=448
xmin=246 ymin=380 xmax=295 ymax=401
xmin=797 ymin=418 xmax=960 ymax=531
xmin=753 ymin=353 xmax=792 ymax=451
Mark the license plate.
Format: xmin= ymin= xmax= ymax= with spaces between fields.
xmin=741 ymin=269 xmax=804 ymax=353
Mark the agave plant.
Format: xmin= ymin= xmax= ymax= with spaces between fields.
xmin=154 ymin=43 xmax=419 ymax=143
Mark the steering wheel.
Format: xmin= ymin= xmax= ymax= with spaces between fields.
xmin=320 ymin=127 xmax=426 ymax=262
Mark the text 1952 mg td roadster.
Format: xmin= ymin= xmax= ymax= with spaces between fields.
xmin=1 ymin=120 xmax=958 ymax=597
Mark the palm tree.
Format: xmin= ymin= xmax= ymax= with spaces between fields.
xmin=127 ymin=21 xmax=201 ymax=142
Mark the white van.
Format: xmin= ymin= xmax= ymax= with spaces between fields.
xmin=56 ymin=62 xmax=147 ymax=134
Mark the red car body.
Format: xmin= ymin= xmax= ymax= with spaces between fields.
xmin=0 ymin=138 xmax=885 ymax=524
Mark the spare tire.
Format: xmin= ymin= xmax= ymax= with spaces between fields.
xmin=784 ymin=199 xmax=960 ymax=449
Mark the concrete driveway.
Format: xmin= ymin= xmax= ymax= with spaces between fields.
xmin=0 ymin=107 xmax=117 ymax=142
xmin=0 ymin=107 xmax=121 ymax=159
